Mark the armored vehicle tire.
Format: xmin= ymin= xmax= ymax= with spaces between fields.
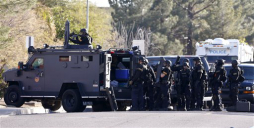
xmin=41 ymin=100 xmax=62 ymax=111
xmin=4 ymin=85 xmax=25 ymax=107
xmin=78 ymin=105 xmax=87 ymax=112
xmin=62 ymin=89 xmax=83 ymax=112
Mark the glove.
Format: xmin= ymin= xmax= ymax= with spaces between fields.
xmin=129 ymin=81 xmax=133 ymax=85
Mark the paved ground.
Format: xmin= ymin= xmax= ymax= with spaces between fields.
xmin=0 ymin=99 xmax=253 ymax=128
xmin=0 ymin=110 xmax=253 ymax=128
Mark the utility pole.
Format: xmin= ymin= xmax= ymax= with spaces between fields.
xmin=86 ymin=0 xmax=89 ymax=32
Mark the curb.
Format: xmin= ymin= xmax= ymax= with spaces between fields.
xmin=0 ymin=107 xmax=50 ymax=117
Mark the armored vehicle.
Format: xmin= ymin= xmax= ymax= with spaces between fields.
xmin=3 ymin=21 xmax=143 ymax=112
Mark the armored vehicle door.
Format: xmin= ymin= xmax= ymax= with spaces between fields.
xmin=22 ymin=57 xmax=45 ymax=96
xmin=104 ymin=54 xmax=112 ymax=88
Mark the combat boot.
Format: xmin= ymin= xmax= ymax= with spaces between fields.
xmin=209 ymin=106 xmax=215 ymax=111
xmin=214 ymin=106 xmax=222 ymax=111
xmin=160 ymin=108 xmax=168 ymax=111
xmin=129 ymin=108 xmax=138 ymax=111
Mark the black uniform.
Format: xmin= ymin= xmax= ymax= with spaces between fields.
xmin=130 ymin=63 xmax=144 ymax=111
xmin=228 ymin=66 xmax=242 ymax=106
xmin=210 ymin=64 xmax=226 ymax=110
xmin=191 ymin=63 xmax=205 ymax=110
xmin=154 ymin=66 xmax=172 ymax=110
xmin=171 ymin=59 xmax=190 ymax=110
xmin=178 ymin=67 xmax=191 ymax=110
xmin=69 ymin=34 xmax=92 ymax=45
xmin=143 ymin=65 xmax=156 ymax=110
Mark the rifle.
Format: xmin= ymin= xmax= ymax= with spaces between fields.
xmin=174 ymin=56 xmax=181 ymax=65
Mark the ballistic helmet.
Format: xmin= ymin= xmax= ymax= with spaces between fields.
xmin=183 ymin=58 xmax=190 ymax=63
xmin=139 ymin=56 xmax=145 ymax=63
xmin=165 ymin=60 xmax=172 ymax=66
xmin=80 ymin=28 xmax=87 ymax=33
xmin=217 ymin=59 xmax=225 ymax=65
xmin=231 ymin=60 xmax=239 ymax=66
xmin=193 ymin=57 xmax=201 ymax=62
xmin=183 ymin=62 xmax=189 ymax=67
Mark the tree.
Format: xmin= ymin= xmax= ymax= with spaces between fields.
xmin=172 ymin=0 xmax=217 ymax=55
xmin=52 ymin=1 xmax=113 ymax=47
xmin=110 ymin=0 xmax=184 ymax=55
xmin=109 ymin=0 xmax=153 ymax=25
xmin=0 ymin=0 xmax=114 ymax=68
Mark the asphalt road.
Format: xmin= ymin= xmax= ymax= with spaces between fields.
xmin=0 ymin=109 xmax=253 ymax=128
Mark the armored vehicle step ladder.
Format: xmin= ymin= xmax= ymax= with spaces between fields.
xmin=105 ymin=87 xmax=118 ymax=111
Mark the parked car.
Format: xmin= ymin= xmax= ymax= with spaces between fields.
xmin=147 ymin=55 xmax=212 ymax=108
xmin=221 ymin=64 xmax=254 ymax=106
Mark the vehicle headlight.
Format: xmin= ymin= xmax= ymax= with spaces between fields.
xmin=246 ymin=87 xmax=251 ymax=91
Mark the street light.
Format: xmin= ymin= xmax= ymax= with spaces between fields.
xmin=86 ymin=0 xmax=89 ymax=32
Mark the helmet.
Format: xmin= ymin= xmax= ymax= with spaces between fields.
xmin=193 ymin=57 xmax=201 ymax=61
xmin=139 ymin=56 xmax=145 ymax=63
xmin=217 ymin=59 xmax=225 ymax=65
xmin=183 ymin=62 xmax=189 ymax=67
xmin=144 ymin=59 xmax=149 ymax=65
xmin=183 ymin=58 xmax=190 ymax=63
xmin=231 ymin=60 xmax=239 ymax=65
xmin=165 ymin=60 xmax=172 ymax=66
xmin=80 ymin=28 xmax=87 ymax=33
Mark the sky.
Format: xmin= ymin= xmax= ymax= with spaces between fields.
xmin=90 ymin=0 xmax=110 ymax=7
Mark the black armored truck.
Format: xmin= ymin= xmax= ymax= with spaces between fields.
xmin=3 ymin=21 xmax=144 ymax=112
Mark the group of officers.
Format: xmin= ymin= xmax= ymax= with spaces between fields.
xmin=128 ymin=56 xmax=244 ymax=111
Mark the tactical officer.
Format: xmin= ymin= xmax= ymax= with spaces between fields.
xmin=171 ymin=57 xmax=190 ymax=110
xmin=129 ymin=57 xmax=145 ymax=111
xmin=210 ymin=59 xmax=226 ymax=111
xmin=154 ymin=60 xmax=172 ymax=111
xmin=178 ymin=62 xmax=191 ymax=111
xmin=191 ymin=57 xmax=205 ymax=111
xmin=143 ymin=59 xmax=156 ymax=111
xmin=69 ymin=29 xmax=92 ymax=45
xmin=227 ymin=60 xmax=244 ymax=106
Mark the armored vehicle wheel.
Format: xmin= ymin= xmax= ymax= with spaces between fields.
xmin=41 ymin=100 xmax=62 ymax=111
xmin=78 ymin=105 xmax=87 ymax=112
xmin=4 ymin=85 xmax=25 ymax=107
xmin=62 ymin=89 xmax=83 ymax=112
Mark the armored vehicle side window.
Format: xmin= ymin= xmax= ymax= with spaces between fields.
xmin=82 ymin=56 xmax=93 ymax=61
xmin=32 ymin=58 xmax=44 ymax=69
xmin=59 ymin=56 xmax=71 ymax=62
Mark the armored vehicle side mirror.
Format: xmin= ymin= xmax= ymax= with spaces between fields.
xmin=18 ymin=62 xmax=23 ymax=70
xmin=22 ymin=63 xmax=29 ymax=71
